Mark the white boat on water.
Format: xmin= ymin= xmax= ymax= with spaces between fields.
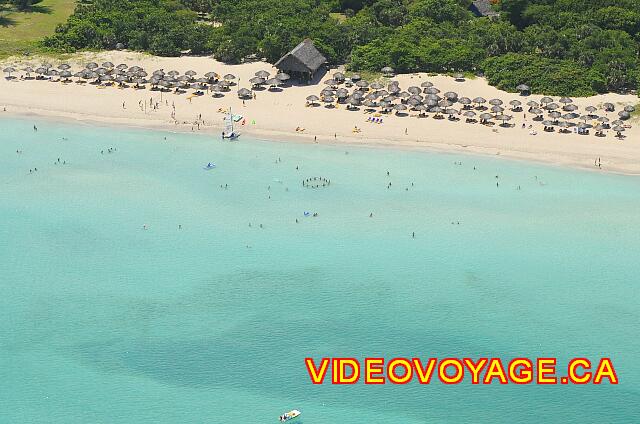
xmin=222 ymin=108 xmax=240 ymax=140
xmin=278 ymin=409 xmax=301 ymax=422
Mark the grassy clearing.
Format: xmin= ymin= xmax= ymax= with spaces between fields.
xmin=329 ymin=12 xmax=347 ymax=23
xmin=0 ymin=0 xmax=76 ymax=59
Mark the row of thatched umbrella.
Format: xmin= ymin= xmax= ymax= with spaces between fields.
xmin=4 ymin=62 xmax=292 ymax=100
xmin=315 ymin=78 xmax=635 ymax=121
xmin=311 ymin=77 xmax=634 ymax=135
xmin=5 ymin=62 xmax=231 ymax=83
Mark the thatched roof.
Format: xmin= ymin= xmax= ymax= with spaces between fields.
xmin=274 ymin=39 xmax=327 ymax=74
xmin=470 ymin=0 xmax=500 ymax=18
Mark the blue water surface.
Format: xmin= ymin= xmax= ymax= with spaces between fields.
xmin=0 ymin=117 xmax=638 ymax=423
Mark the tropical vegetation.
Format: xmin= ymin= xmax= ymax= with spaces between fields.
xmin=24 ymin=0 xmax=640 ymax=95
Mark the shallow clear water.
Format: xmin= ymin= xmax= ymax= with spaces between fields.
xmin=1 ymin=117 xmax=639 ymax=423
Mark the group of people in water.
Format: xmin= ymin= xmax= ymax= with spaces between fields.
xmin=302 ymin=176 xmax=331 ymax=188
xmin=100 ymin=147 xmax=118 ymax=154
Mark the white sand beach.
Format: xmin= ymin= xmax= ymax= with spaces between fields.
xmin=1 ymin=51 xmax=638 ymax=174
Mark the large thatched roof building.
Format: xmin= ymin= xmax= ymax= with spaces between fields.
xmin=274 ymin=39 xmax=327 ymax=82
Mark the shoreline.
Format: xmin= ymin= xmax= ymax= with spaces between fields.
xmin=1 ymin=51 xmax=639 ymax=176
xmin=3 ymin=105 xmax=639 ymax=177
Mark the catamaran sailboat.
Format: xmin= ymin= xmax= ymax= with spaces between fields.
xmin=278 ymin=409 xmax=301 ymax=422
xmin=222 ymin=108 xmax=239 ymax=140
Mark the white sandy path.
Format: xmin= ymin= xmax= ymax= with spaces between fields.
xmin=1 ymin=51 xmax=638 ymax=174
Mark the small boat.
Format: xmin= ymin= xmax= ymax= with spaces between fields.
xmin=203 ymin=162 xmax=216 ymax=170
xmin=222 ymin=108 xmax=240 ymax=140
xmin=278 ymin=409 xmax=301 ymax=422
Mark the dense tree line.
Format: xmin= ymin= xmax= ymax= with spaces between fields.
xmin=1 ymin=0 xmax=36 ymax=10
xmin=42 ymin=0 xmax=640 ymax=96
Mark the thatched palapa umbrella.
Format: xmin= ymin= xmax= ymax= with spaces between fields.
xmin=59 ymin=70 xmax=72 ymax=82
xmin=21 ymin=66 xmax=34 ymax=77
xmin=249 ymin=76 xmax=265 ymax=86
xmin=3 ymin=66 xmax=16 ymax=78
xmin=496 ymin=114 xmax=512 ymax=126
xmin=444 ymin=91 xmax=458 ymax=101
xmin=306 ymin=95 xmax=320 ymax=106
xmin=210 ymin=84 xmax=224 ymax=97
xmin=425 ymin=87 xmax=440 ymax=95
xmin=445 ymin=108 xmax=460 ymax=116
xmin=265 ymin=78 xmax=280 ymax=88
xmin=322 ymin=96 xmax=335 ymax=106
xmin=459 ymin=97 xmax=472 ymax=109
xmin=348 ymin=96 xmax=362 ymax=108
xmin=336 ymin=88 xmax=349 ymax=99
xmin=473 ymin=97 xmax=486 ymax=106
xmin=237 ymin=87 xmax=252 ymax=98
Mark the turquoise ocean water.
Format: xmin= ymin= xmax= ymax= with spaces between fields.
xmin=0 ymin=117 xmax=639 ymax=423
